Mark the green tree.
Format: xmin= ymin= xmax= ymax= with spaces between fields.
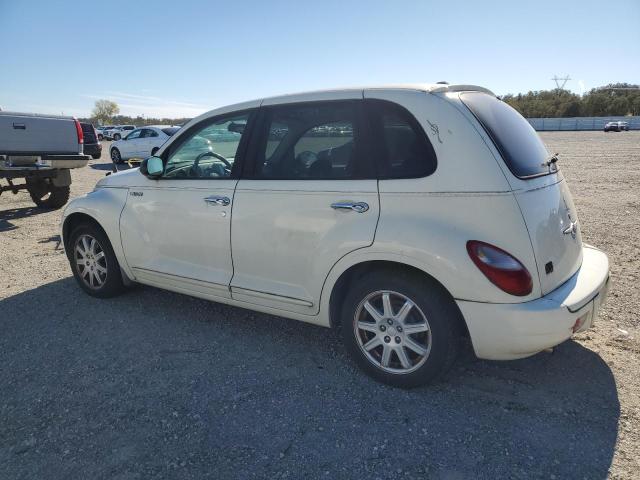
xmin=611 ymin=97 xmax=630 ymax=116
xmin=91 ymin=99 xmax=120 ymax=125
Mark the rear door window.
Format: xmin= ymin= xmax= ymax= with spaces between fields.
xmin=140 ymin=129 xmax=158 ymax=138
xmin=251 ymin=101 xmax=369 ymax=180
xmin=460 ymin=92 xmax=550 ymax=178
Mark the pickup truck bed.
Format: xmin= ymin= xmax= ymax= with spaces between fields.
xmin=0 ymin=111 xmax=86 ymax=156
xmin=1 ymin=111 xmax=90 ymax=209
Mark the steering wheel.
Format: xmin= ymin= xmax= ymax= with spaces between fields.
xmin=192 ymin=150 xmax=231 ymax=176
xmin=294 ymin=150 xmax=318 ymax=176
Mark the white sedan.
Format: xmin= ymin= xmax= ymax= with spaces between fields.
xmin=110 ymin=126 xmax=180 ymax=163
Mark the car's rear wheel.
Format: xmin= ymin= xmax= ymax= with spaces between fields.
xmin=68 ymin=223 xmax=124 ymax=298
xmin=113 ymin=133 xmax=121 ymax=141
xmin=340 ymin=270 xmax=459 ymax=388
xmin=98 ymin=134 xmax=103 ymax=141
xmin=110 ymin=148 xmax=122 ymax=164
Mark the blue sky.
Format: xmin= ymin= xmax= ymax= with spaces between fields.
xmin=1 ymin=0 xmax=638 ymax=118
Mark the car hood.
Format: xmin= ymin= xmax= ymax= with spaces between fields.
xmin=95 ymin=167 xmax=143 ymax=188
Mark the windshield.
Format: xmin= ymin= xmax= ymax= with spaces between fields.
xmin=460 ymin=92 xmax=550 ymax=178
xmin=162 ymin=127 xmax=180 ymax=136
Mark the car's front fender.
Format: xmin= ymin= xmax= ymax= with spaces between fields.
xmin=61 ymin=187 xmax=132 ymax=278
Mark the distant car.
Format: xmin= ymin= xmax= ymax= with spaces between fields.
xmin=618 ymin=121 xmax=629 ymax=131
xmin=104 ymin=125 xmax=136 ymax=141
xmin=110 ymin=126 xmax=180 ymax=164
xmin=604 ymin=121 xmax=622 ymax=132
xmin=95 ymin=126 xmax=114 ymax=141
xmin=80 ymin=123 xmax=102 ymax=159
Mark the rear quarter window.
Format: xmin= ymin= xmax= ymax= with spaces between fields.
xmin=460 ymin=92 xmax=550 ymax=178
xmin=365 ymin=99 xmax=437 ymax=179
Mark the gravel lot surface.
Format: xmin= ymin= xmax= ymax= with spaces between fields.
xmin=1 ymin=133 xmax=639 ymax=479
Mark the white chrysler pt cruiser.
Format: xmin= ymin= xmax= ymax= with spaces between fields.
xmin=61 ymin=84 xmax=610 ymax=387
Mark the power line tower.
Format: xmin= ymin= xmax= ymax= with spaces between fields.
xmin=551 ymin=75 xmax=571 ymax=90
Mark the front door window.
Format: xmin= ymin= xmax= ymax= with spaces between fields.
xmin=163 ymin=113 xmax=249 ymax=179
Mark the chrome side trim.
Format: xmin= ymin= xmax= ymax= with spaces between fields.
xmin=131 ymin=267 xmax=230 ymax=294
xmin=230 ymin=286 xmax=314 ymax=307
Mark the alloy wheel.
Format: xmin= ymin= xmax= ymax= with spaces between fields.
xmin=74 ymin=234 xmax=107 ymax=289
xmin=354 ymin=290 xmax=432 ymax=374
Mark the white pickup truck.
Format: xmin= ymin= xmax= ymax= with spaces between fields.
xmin=0 ymin=111 xmax=90 ymax=209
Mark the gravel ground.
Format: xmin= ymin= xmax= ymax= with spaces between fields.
xmin=1 ymin=133 xmax=639 ymax=479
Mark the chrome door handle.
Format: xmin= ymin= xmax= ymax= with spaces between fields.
xmin=331 ymin=201 xmax=369 ymax=213
xmin=204 ymin=195 xmax=230 ymax=206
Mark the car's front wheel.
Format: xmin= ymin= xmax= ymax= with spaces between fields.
xmin=67 ymin=223 xmax=124 ymax=298
xmin=113 ymin=133 xmax=121 ymax=141
xmin=340 ymin=270 xmax=459 ymax=388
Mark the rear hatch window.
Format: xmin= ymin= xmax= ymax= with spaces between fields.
xmin=162 ymin=127 xmax=180 ymax=136
xmin=460 ymin=92 xmax=550 ymax=178
xmin=81 ymin=124 xmax=97 ymax=143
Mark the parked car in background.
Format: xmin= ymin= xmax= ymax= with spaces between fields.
xmin=109 ymin=125 xmax=180 ymax=164
xmin=104 ymin=125 xmax=136 ymax=140
xmin=604 ymin=121 xmax=624 ymax=132
xmin=1 ymin=111 xmax=89 ymax=208
xmin=96 ymin=126 xmax=114 ymax=141
xmin=61 ymin=84 xmax=610 ymax=388
xmin=80 ymin=123 xmax=102 ymax=159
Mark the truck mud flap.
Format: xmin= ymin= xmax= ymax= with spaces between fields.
xmin=51 ymin=169 xmax=71 ymax=187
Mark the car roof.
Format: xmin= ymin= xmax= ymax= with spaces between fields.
xmin=260 ymin=83 xmax=495 ymax=105
xmin=186 ymin=83 xmax=495 ymax=127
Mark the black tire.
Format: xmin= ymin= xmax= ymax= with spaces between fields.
xmin=113 ymin=133 xmax=121 ymax=141
xmin=67 ymin=223 xmax=124 ymax=298
xmin=27 ymin=180 xmax=70 ymax=209
xmin=92 ymin=153 xmax=101 ymax=160
xmin=111 ymin=148 xmax=122 ymax=164
xmin=98 ymin=134 xmax=103 ymax=141
xmin=340 ymin=269 xmax=460 ymax=388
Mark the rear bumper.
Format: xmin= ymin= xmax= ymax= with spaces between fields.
xmin=83 ymin=144 xmax=102 ymax=157
xmin=457 ymin=245 xmax=610 ymax=360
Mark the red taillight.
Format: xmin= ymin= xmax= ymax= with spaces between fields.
xmin=74 ymin=118 xmax=84 ymax=144
xmin=466 ymin=240 xmax=533 ymax=296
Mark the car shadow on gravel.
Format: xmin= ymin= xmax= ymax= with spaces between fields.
xmin=0 ymin=205 xmax=48 ymax=232
xmin=0 ymin=279 xmax=619 ymax=480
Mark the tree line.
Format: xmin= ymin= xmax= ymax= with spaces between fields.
xmin=83 ymin=99 xmax=190 ymax=127
xmin=501 ymin=83 xmax=640 ymax=118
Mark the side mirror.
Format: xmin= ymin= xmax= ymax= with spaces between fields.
xmin=140 ymin=156 xmax=164 ymax=178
